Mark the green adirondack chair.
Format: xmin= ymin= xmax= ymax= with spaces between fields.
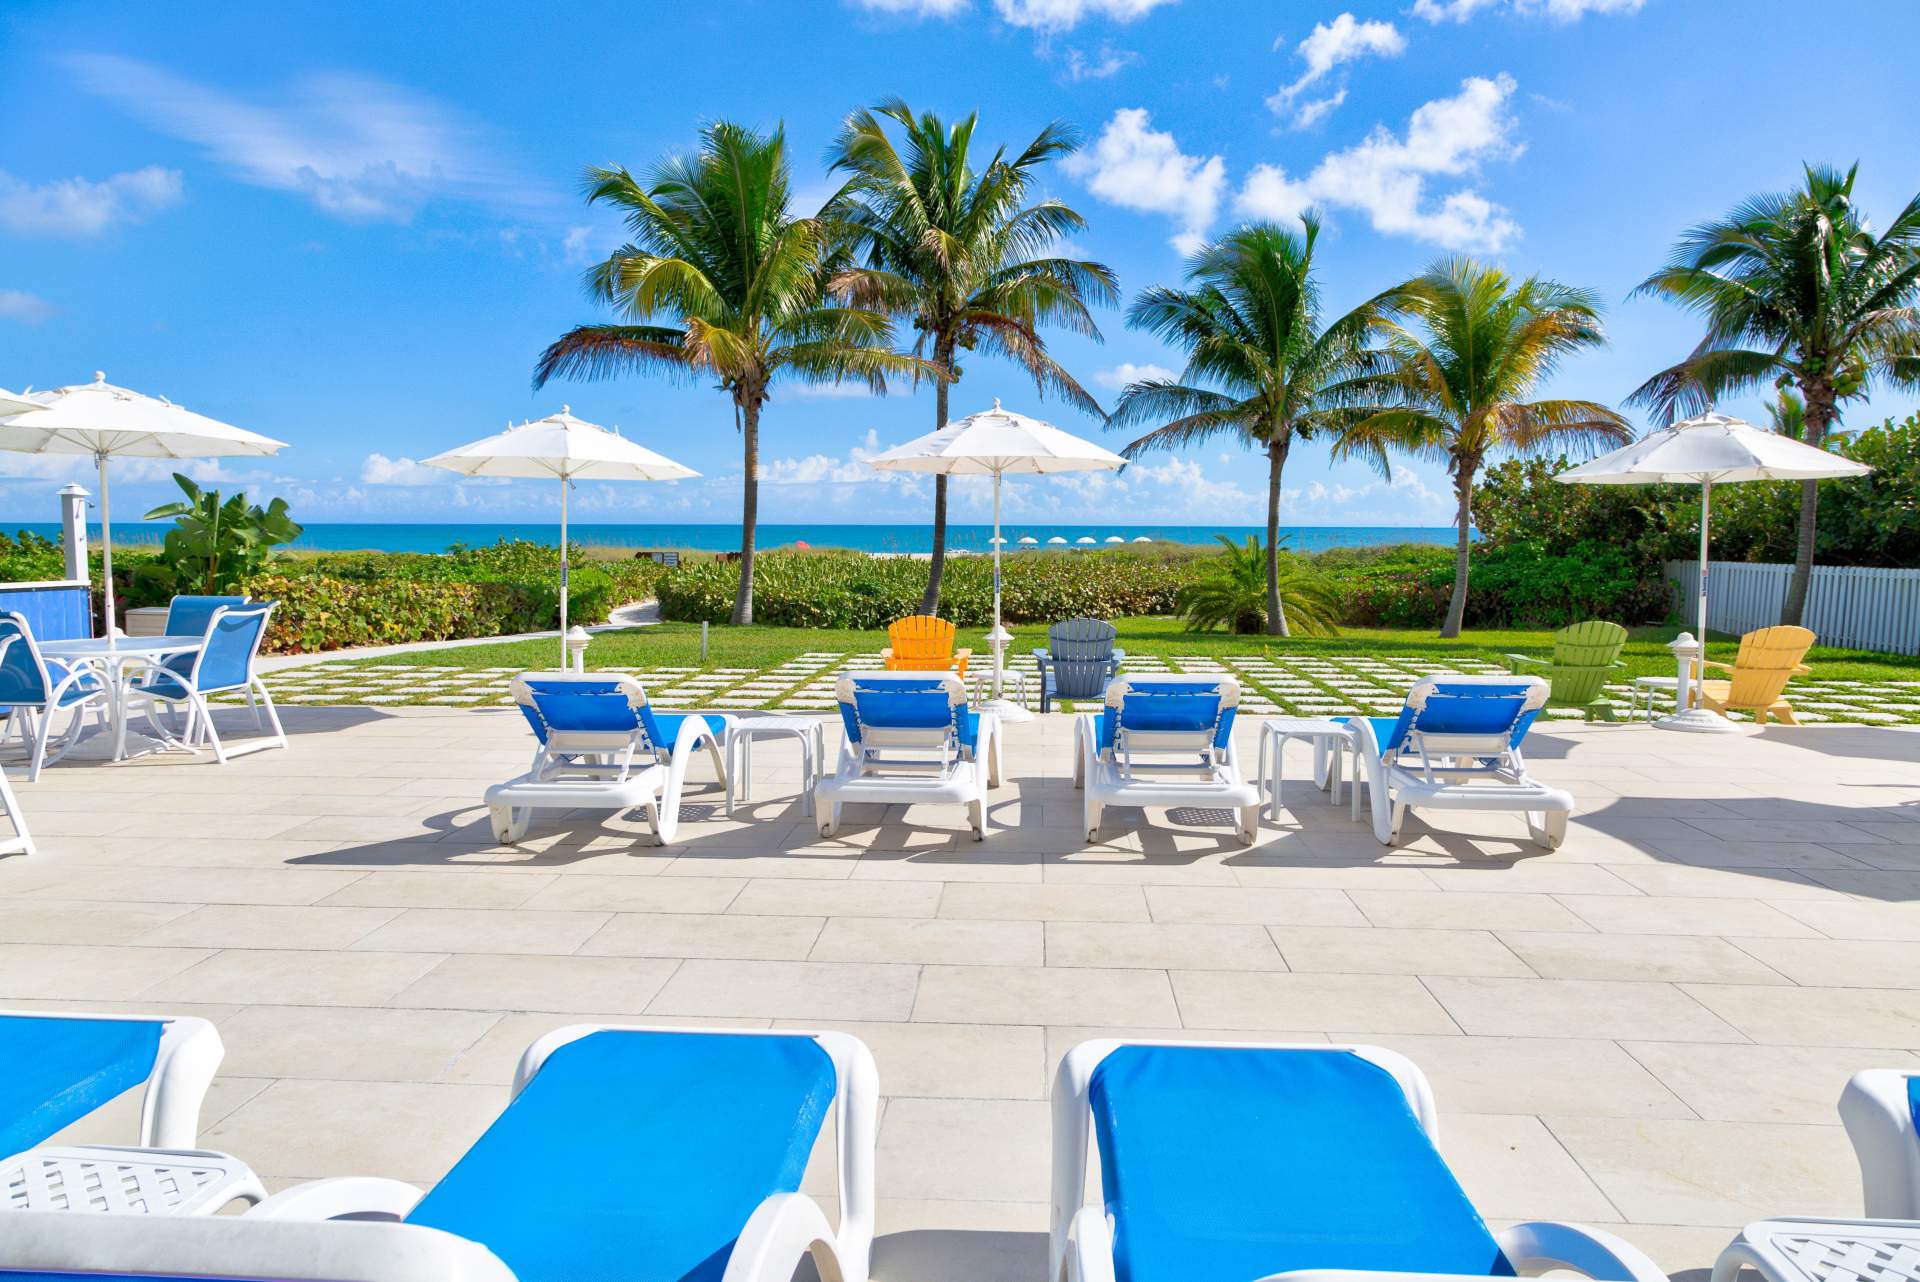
xmin=1504 ymin=620 xmax=1628 ymax=721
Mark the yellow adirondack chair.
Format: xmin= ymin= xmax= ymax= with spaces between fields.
xmin=882 ymin=615 xmax=971 ymax=676
xmin=1693 ymin=625 xmax=1815 ymax=725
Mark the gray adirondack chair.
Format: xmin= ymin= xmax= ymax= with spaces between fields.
xmin=1033 ymin=618 xmax=1124 ymax=712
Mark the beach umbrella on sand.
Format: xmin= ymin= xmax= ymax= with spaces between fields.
xmin=1075 ymin=536 xmax=1096 ymax=547
xmin=426 ymin=407 xmax=697 ymax=665
xmin=0 ymin=373 xmax=289 ymax=640
xmin=1558 ymin=410 xmax=1869 ymax=733
xmin=1018 ymin=535 xmax=1038 ymax=548
xmin=868 ymin=400 xmax=1125 ymax=722
xmin=1132 ymin=535 xmax=1153 ymax=543
xmin=1103 ymin=535 xmax=1124 ymax=544
xmin=1046 ymin=535 xmax=1067 ymax=546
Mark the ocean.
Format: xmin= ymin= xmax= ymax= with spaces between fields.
xmin=13 ymin=521 xmax=1459 ymax=555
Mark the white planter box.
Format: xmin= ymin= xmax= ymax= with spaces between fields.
xmin=124 ymin=606 xmax=170 ymax=637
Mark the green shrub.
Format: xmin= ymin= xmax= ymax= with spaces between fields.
xmin=244 ymin=572 xmax=543 ymax=655
xmin=1315 ymin=541 xmax=1668 ymax=629
xmin=0 ymin=530 xmax=67 ymax=582
xmin=1177 ymin=536 xmax=1340 ymax=635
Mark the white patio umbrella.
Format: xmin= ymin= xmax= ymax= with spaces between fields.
xmin=1131 ymin=535 xmax=1153 ymax=543
xmin=1046 ymin=535 xmax=1067 ymax=546
xmin=0 ymin=390 xmax=42 ymax=417
xmin=0 ymin=373 xmax=289 ymax=641
xmin=1018 ymin=535 xmax=1038 ymax=548
xmin=1103 ymin=535 xmax=1124 ymax=544
xmin=1075 ymin=536 xmax=1097 ymax=546
xmin=1558 ymin=410 xmax=1870 ymax=731
xmin=867 ymin=399 xmax=1125 ymax=721
xmin=425 ymin=407 xmax=698 ymax=665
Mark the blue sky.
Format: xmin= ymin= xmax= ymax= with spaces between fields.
xmin=2 ymin=0 xmax=1916 ymax=530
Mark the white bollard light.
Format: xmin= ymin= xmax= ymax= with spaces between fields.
xmin=1655 ymin=630 xmax=1741 ymax=734
xmin=565 ymin=626 xmax=592 ymax=673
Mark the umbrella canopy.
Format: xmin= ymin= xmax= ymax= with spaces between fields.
xmin=1018 ymin=535 xmax=1038 ymax=546
xmin=1075 ymin=536 xmax=1097 ymax=546
xmin=0 ymin=372 xmax=289 ymax=639
xmin=869 ymin=400 xmax=1124 ymax=718
xmin=0 ymin=390 xmax=43 ymax=418
xmin=1046 ymin=536 xmax=1067 ymax=545
xmin=425 ymin=407 xmax=697 ymax=664
xmin=1132 ymin=536 xmax=1153 ymax=543
xmin=1103 ymin=535 xmax=1124 ymax=544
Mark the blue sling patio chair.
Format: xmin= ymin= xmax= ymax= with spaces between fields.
xmin=1074 ymin=675 xmax=1260 ymax=846
xmin=127 ymin=603 xmax=285 ymax=765
xmin=0 ymin=611 xmax=109 ymax=785
xmin=0 ymin=1008 xmax=264 ymax=1215
xmin=487 ymin=672 xmax=731 ymax=846
xmin=1033 ymin=618 xmax=1124 ymax=712
xmin=1341 ymin=674 xmax=1573 ymax=850
xmin=1050 ymin=1039 xmax=1667 ymax=1282
xmin=229 ymin=1025 xmax=880 ymax=1282
xmin=815 ymin=671 xmax=1002 ymax=840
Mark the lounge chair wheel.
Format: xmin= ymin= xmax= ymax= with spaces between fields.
xmin=968 ymin=799 xmax=986 ymax=841
xmin=1528 ymin=810 xmax=1568 ymax=850
xmin=1237 ymin=805 xmax=1261 ymax=844
xmin=490 ymin=804 xmax=530 ymax=844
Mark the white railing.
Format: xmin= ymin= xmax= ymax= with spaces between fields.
xmin=1665 ymin=560 xmax=1920 ymax=656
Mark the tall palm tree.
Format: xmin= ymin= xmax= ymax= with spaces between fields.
xmin=1110 ymin=217 xmax=1385 ymax=637
xmin=827 ymin=99 xmax=1116 ymax=614
xmin=535 ymin=122 xmax=928 ymax=624
xmin=1629 ymin=164 xmax=1920 ymax=626
xmin=1339 ymin=258 xmax=1630 ymax=637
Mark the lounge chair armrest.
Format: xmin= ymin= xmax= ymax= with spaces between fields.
xmin=1495 ymin=1220 xmax=1668 ymax=1282
xmin=1695 ymin=659 xmax=1736 ymax=674
xmin=724 ymin=1191 xmax=853 ymax=1282
xmin=249 ymin=1176 xmax=425 ymax=1221
xmin=879 ymin=648 xmax=895 ymax=661
xmin=1792 ymin=664 xmax=1812 ymax=674
xmin=1503 ymin=653 xmax=1548 ymax=672
xmin=954 ymin=648 xmax=973 ymax=660
xmin=1064 ymin=1205 xmax=1116 ymax=1282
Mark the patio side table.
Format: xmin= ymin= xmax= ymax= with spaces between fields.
xmin=1255 ymin=717 xmax=1355 ymax=823
xmin=725 ymin=714 xmax=827 ymax=818
xmin=1713 ymin=1219 xmax=1920 ymax=1282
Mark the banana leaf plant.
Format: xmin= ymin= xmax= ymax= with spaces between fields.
xmin=143 ymin=473 xmax=303 ymax=596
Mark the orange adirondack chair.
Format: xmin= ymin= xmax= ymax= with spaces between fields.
xmin=882 ymin=615 xmax=971 ymax=676
xmin=1694 ymin=625 xmax=1815 ymax=725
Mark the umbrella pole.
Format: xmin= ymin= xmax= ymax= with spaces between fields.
xmin=992 ymin=471 xmax=1003 ymax=702
xmin=559 ymin=475 xmax=570 ymax=669
xmin=96 ymin=451 xmax=117 ymax=644
xmin=1696 ymin=478 xmax=1712 ymax=690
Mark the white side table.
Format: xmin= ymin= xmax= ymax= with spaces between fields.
xmin=1713 ymin=1218 xmax=1920 ymax=1282
xmin=0 ymin=1145 xmax=265 ymax=1215
xmin=1633 ymin=675 xmax=1680 ymax=722
xmin=1255 ymin=717 xmax=1355 ymax=822
xmin=726 ymin=714 xmax=827 ymax=818
xmin=972 ymin=666 xmax=1030 ymax=712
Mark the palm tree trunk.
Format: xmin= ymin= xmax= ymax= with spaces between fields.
xmin=919 ymin=341 xmax=955 ymax=616
xmin=733 ymin=397 xmax=760 ymax=626
xmin=1441 ymin=463 xmax=1473 ymax=638
xmin=1781 ymin=380 xmax=1834 ymax=627
xmin=1264 ymin=437 xmax=1290 ymax=637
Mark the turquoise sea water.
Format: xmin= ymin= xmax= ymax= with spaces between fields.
xmin=16 ymin=521 xmax=1458 ymax=555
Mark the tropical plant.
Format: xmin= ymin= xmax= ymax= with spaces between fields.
xmin=1111 ymin=217 xmax=1386 ymax=637
xmin=1338 ymin=258 xmax=1631 ymax=637
xmin=1175 ymin=535 xmax=1339 ymax=636
xmin=1628 ymin=164 xmax=1920 ymax=625
xmin=533 ymin=122 xmax=930 ymax=624
xmin=141 ymin=472 xmax=302 ymax=595
xmin=1767 ymin=388 xmax=1808 ymax=441
xmin=827 ymin=99 xmax=1116 ymax=613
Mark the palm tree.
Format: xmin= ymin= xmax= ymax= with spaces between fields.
xmin=1340 ymin=258 xmax=1631 ymax=637
xmin=1177 ymin=534 xmax=1340 ymax=636
xmin=1629 ymin=164 xmax=1920 ymax=626
xmin=827 ymin=99 xmax=1116 ymax=614
xmin=535 ymin=122 xmax=928 ymax=624
xmin=1110 ymin=217 xmax=1385 ymax=637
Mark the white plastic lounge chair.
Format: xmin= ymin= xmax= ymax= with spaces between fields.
xmin=486 ymin=672 xmax=731 ymax=846
xmin=1074 ymin=675 xmax=1260 ymax=845
xmin=1839 ymin=1068 xmax=1920 ymax=1219
xmin=247 ymin=1025 xmax=880 ymax=1282
xmin=0 ymin=612 xmax=109 ymax=784
xmin=1344 ymin=675 xmax=1573 ymax=849
xmin=128 ymin=603 xmax=286 ymax=764
xmin=0 ymin=1008 xmax=263 ymax=1215
xmin=1051 ymin=1039 xmax=1667 ymax=1282
xmin=815 ymin=671 xmax=1002 ymax=840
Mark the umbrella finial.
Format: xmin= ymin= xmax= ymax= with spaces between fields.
xmin=561 ymin=405 xmax=570 ymax=415
xmin=992 ymin=398 xmax=1002 ymax=411
xmin=93 ymin=371 xmax=105 ymax=384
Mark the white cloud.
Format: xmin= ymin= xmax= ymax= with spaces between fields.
xmin=561 ymin=225 xmax=594 ymax=265
xmin=1093 ymin=361 xmax=1178 ymax=390
xmin=1065 ymin=108 xmax=1225 ymax=254
xmin=1061 ymin=42 xmax=1139 ymax=81
xmin=360 ymin=453 xmax=449 ymax=485
xmin=1267 ymin=14 xmax=1404 ymax=127
xmin=0 ymin=290 xmax=56 ymax=324
xmin=846 ymin=0 xmax=970 ymax=14
xmin=1413 ymin=0 xmax=1643 ymax=21
xmin=0 ymin=167 xmax=183 ymax=238
xmin=761 ymin=430 xmax=911 ymax=486
xmin=991 ymin=0 xmax=1175 ymax=31
xmin=1237 ymin=74 xmax=1524 ymax=251
xmin=64 ymin=54 xmax=530 ymax=224
xmin=1285 ymin=466 xmax=1454 ymax=521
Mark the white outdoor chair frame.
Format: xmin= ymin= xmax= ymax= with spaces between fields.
xmin=127 ymin=605 xmax=286 ymax=765
xmin=0 ymin=632 xmax=110 ymax=785
xmin=1838 ymin=1069 xmax=1920 ymax=1220
xmin=1073 ymin=675 xmax=1261 ymax=845
xmin=1345 ymin=677 xmax=1573 ymax=850
xmin=815 ymin=671 xmax=1002 ymax=841
xmin=487 ymin=673 xmax=730 ymax=847
xmin=245 ymin=1024 xmax=881 ymax=1282
xmin=1050 ymin=1037 xmax=1668 ymax=1282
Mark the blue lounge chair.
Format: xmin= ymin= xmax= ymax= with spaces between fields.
xmin=1074 ymin=675 xmax=1260 ymax=845
xmin=1033 ymin=618 xmax=1123 ymax=712
xmin=1840 ymin=1069 xmax=1920 ymax=1219
xmin=488 ymin=672 xmax=730 ymax=845
xmin=0 ymin=1009 xmax=263 ymax=1215
xmin=128 ymin=603 xmax=284 ymax=764
xmin=1343 ymin=674 xmax=1573 ymax=849
xmin=0 ymin=611 xmax=108 ymax=784
xmin=1051 ymin=1039 xmax=1666 ymax=1282
xmin=815 ymin=671 xmax=1002 ymax=840
xmin=243 ymin=1026 xmax=880 ymax=1282
xmin=162 ymin=596 xmax=249 ymax=644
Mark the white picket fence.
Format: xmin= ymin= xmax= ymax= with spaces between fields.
xmin=1665 ymin=560 xmax=1920 ymax=656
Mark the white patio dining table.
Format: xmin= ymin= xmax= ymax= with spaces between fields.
xmin=39 ymin=635 xmax=204 ymax=762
